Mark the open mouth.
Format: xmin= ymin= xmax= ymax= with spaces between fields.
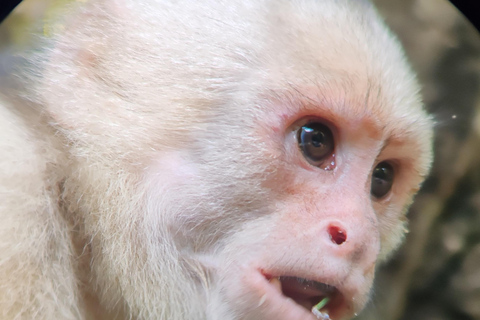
xmin=264 ymin=274 xmax=345 ymax=320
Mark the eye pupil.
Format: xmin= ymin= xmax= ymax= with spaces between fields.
xmin=371 ymin=161 xmax=394 ymax=199
xmin=297 ymin=122 xmax=334 ymax=167
xmin=311 ymin=129 xmax=326 ymax=147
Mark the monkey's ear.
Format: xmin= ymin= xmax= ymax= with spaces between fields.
xmin=39 ymin=0 xmax=135 ymax=132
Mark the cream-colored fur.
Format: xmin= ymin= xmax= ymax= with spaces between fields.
xmin=0 ymin=1 xmax=433 ymax=319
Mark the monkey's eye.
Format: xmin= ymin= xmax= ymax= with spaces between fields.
xmin=371 ymin=161 xmax=394 ymax=199
xmin=297 ymin=122 xmax=334 ymax=168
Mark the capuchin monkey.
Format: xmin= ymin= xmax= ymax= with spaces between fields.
xmin=0 ymin=0 xmax=433 ymax=319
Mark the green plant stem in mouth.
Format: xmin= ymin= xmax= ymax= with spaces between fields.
xmin=313 ymin=297 xmax=329 ymax=312
xmin=312 ymin=296 xmax=331 ymax=319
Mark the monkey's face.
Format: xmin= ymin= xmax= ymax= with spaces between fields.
xmin=142 ymin=78 xmax=432 ymax=320
xmin=37 ymin=1 xmax=433 ymax=319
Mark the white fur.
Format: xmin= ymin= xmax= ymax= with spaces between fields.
xmin=0 ymin=1 xmax=433 ymax=319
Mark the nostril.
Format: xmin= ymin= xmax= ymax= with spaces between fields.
xmin=328 ymin=225 xmax=347 ymax=245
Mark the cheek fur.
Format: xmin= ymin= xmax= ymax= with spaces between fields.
xmin=142 ymin=152 xmax=203 ymax=238
xmin=147 ymin=152 xmax=200 ymax=184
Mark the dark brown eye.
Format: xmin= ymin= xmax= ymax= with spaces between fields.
xmin=297 ymin=122 xmax=334 ymax=167
xmin=371 ymin=161 xmax=394 ymax=199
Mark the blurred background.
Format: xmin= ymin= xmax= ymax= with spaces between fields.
xmin=1 ymin=1 xmax=479 ymax=319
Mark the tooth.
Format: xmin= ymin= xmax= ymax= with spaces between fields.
xmin=269 ymin=277 xmax=282 ymax=292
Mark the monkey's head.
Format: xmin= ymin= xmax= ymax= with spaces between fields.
xmin=35 ymin=0 xmax=433 ymax=319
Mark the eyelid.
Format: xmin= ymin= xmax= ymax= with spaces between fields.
xmin=288 ymin=117 xmax=339 ymax=142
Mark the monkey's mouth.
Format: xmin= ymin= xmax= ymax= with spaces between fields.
xmin=264 ymin=274 xmax=345 ymax=319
